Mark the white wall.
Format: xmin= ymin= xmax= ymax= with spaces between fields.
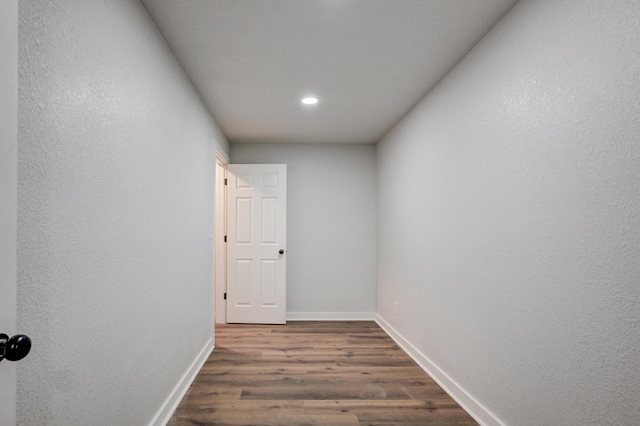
xmin=232 ymin=143 xmax=377 ymax=318
xmin=377 ymin=0 xmax=640 ymax=425
xmin=18 ymin=1 xmax=228 ymax=424
xmin=0 ymin=1 xmax=18 ymax=425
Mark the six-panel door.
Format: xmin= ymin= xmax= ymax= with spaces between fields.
xmin=226 ymin=164 xmax=287 ymax=324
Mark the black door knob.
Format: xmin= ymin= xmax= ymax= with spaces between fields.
xmin=279 ymin=249 xmax=284 ymax=254
xmin=0 ymin=333 xmax=32 ymax=362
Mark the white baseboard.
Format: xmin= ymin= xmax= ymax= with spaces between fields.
xmin=149 ymin=338 xmax=214 ymax=426
xmin=286 ymin=312 xmax=375 ymax=321
xmin=375 ymin=314 xmax=504 ymax=426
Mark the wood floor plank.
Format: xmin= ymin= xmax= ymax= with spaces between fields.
xmin=169 ymin=413 xmax=360 ymax=426
xmin=303 ymin=399 xmax=478 ymax=425
xmin=168 ymin=321 xmax=477 ymax=426
xmin=303 ymin=399 xmax=465 ymax=412
xmin=238 ymin=384 xmax=425 ymax=401
xmin=175 ymin=399 xmax=305 ymax=415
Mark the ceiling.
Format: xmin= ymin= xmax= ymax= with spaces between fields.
xmin=141 ymin=0 xmax=518 ymax=144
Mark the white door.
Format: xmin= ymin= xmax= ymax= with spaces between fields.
xmin=226 ymin=164 xmax=287 ymax=324
xmin=1 ymin=1 xmax=18 ymax=424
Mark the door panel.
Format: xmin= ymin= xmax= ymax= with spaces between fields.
xmin=261 ymin=260 xmax=278 ymax=305
xmin=236 ymin=259 xmax=252 ymax=305
xmin=262 ymin=198 xmax=279 ymax=243
xmin=236 ymin=198 xmax=253 ymax=243
xmin=227 ymin=164 xmax=286 ymax=324
xmin=0 ymin=2 xmax=18 ymax=423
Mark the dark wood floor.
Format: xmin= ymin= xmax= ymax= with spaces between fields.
xmin=168 ymin=321 xmax=477 ymax=426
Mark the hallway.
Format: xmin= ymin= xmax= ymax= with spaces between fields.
xmin=6 ymin=1 xmax=640 ymax=424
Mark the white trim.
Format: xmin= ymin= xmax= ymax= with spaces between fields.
xmin=149 ymin=339 xmax=214 ymax=426
xmin=214 ymin=140 xmax=230 ymax=163
xmin=375 ymin=314 xmax=505 ymax=426
xmin=286 ymin=312 xmax=375 ymax=321
xmin=214 ymin=158 xmax=228 ymax=324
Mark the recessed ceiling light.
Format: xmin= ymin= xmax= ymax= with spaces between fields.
xmin=301 ymin=97 xmax=318 ymax=105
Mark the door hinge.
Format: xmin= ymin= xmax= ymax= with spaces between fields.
xmin=224 ymin=292 xmax=227 ymax=300
xmin=224 ymin=178 xmax=227 ymax=185
xmin=224 ymin=235 xmax=227 ymax=242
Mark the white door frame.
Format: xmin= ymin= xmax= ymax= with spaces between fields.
xmin=214 ymin=151 xmax=228 ymax=324
xmin=0 ymin=1 xmax=18 ymax=424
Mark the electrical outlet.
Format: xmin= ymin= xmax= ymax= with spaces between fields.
xmin=395 ymin=301 xmax=399 ymax=315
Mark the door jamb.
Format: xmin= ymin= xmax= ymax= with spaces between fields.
xmin=214 ymin=151 xmax=228 ymax=324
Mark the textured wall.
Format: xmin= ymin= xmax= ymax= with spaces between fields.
xmin=231 ymin=143 xmax=377 ymax=316
xmin=18 ymin=1 xmax=228 ymax=424
xmin=377 ymin=0 xmax=640 ymax=425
